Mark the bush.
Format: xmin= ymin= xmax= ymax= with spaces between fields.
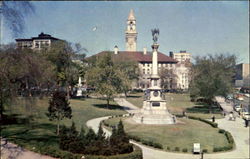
xmin=128 ymin=135 xmax=141 ymax=142
xmin=182 ymin=148 xmax=188 ymax=152
xmin=202 ymin=149 xmax=207 ymax=153
xmin=174 ymin=147 xmax=180 ymax=151
xmin=188 ymin=116 xmax=218 ymax=128
xmin=167 ymin=146 xmax=170 ymax=151
xmin=140 ymin=139 xmax=163 ymax=149
xmin=224 ymin=130 xmax=234 ymax=144
xmin=213 ymin=144 xmax=233 ymax=152
xmin=85 ymin=145 xmax=143 ymax=159
xmin=218 ymin=129 xmax=225 ymax=134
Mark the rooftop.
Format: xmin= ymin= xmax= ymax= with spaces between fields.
xmin=87 ymin=51 xmax=177 ymax=63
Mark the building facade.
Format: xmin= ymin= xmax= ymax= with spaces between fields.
xmin=16 ymin=32 xmax=60 ymax=50
xmin=169 ymin=50 xmax=191 ymax=90
xmin=235 ymin=63 xmax=250 ymax=87
xmin=88 ymin=9 xmax=191 ymax=90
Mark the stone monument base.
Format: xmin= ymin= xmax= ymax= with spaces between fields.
xmin=76 ymin=89 xmax=82 ymax=97
xmin=133 ymin=112 xmax=175 ymax=125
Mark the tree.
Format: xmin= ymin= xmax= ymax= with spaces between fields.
xmin=86 ymin=53 xmax=123 ymax=107
xmin=159 ymin=68 xmax=177 ymax=90
xmin=1 ymin=1 xmax=35 ymax=37
xmin=97 ymin=123 xmax=106 ymax=141
xmin=114 ymin=60 xmax=139 ymax=97
xmin=0 ymin=46 xmax=55 ymax=121
xmin=46 ymin=91 xmax=72 ymax=135
xmin=189 ymin=54 xmax=236 ymax=112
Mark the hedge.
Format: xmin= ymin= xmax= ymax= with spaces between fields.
xmin=85 ymin=145 xmax=143 ymax=159
xmin=128 ymin=135 xmax=163 ymax=149
xmin=10 ymin=139 xmax=142 ymax=159
xmin=213 ymin=129 xmax=235 ymax=152
xmin=187 ymin=116 xmax=218 ymax=128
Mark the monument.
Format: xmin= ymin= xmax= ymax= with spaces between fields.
xmin=133 ymin=29 xmax=176 ymax=124
xmin=76 ymin=77 xmax=83 ymax=97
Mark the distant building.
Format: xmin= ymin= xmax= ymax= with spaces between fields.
xmin=235 ymin=63 xmax=250 ymax=87
xmin=170 ymin=50 xmax=191 ymax=62
xmin=90 ymin=49 xmax=178 ymax=89
xmin=169 ymin=51 xmax=191 ymax=90
xmin=15 ymin=32 xmax=60 ymax=50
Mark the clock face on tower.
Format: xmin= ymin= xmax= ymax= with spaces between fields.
xmin=153 ymin=91 xmax=159 ymax=97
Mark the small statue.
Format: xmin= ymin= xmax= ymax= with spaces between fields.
xmin=151 ymin=28 xmax=160 ymax=43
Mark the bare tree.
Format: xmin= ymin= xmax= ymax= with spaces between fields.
xmin=0 ymin=1 xmax=34 ymax=38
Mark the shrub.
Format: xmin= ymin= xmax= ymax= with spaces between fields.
xmin=182 ymin=148 xmax=188 ymax=152
xmin=188 ymin=116 xmax=218 ymax=128
xmin=202 ymin=149 xmax=207 ymax=153
xmin=218 ymin=129 xmax=225 ymax=134
xmin=224 ymin=130 xmax=234 ymax=144
xmin=152 ymin=142 xmax=163 ymax=149
xmin=128 ymin=135 xmax=141 ymax=142
xmin=85 ymin=145 xmax=143 ymax=159
xmin=167 ymin=146 xmax=170 ymax=151
xmin=174 ymin=147 xmax=180 ymax=151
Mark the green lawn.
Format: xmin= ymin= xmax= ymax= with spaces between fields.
xmin=1 ymin=97 xmax=126 ymax=150
xmin=126 ymin=93 xmax=223 ymax=119
xmin=104 ymin=117 xmax=230 ymax=153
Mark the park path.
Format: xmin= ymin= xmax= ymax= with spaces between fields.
xmin=86 ymin=97 xmax=250 ymax=159
xmin=0 ymin=139 xmax=56 ymax=159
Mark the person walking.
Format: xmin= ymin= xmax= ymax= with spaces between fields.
xmin=212 ymin=115 xmax=215 ymax=122
xmin=244 ymin=119 xmax=248 ymax=127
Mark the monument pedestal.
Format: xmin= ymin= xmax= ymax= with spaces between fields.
xmin=133 ymin=99 xmax=175 ymax=124
xmin=76 ymin=89 xmax=82 ymax=97
xmin=132 ymin=34 xmax=176 ymax=125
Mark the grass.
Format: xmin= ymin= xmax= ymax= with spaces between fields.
xmin=126 ymin=93 xmax=144 ymax=108
xmin=126 ymin=92 xmax=223 ymax=119
xmin=1 ymin=97 xmax=126 ymax=150
xmin=104 ymin=117 xmax=230 ymax=153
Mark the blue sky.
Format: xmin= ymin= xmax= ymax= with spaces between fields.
xmin=3 ymin=1 xmax=249 ymax=63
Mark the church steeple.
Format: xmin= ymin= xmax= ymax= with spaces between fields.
xmin=125 ymin=9 xmax=137 ymax=51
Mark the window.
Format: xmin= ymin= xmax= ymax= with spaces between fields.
xmin=35 ymin=42 xmax=39 ymax=48
xmin=143 ymin=69 xmax=145 ymax=74
xmin=147 ymin=63 xmax=150 ymax=67
xmin=147 ymin=69 xmax=150 ymax=74
xmin=154 ymin=80 xmax=157 ymax=86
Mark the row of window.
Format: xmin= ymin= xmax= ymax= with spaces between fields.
xmin=142 ymin=63 xmax=173 ymax=67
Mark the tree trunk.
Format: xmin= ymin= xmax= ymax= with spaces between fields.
xmin=57 ymin=119 xmax=60 ymax=135
xmin=107 ymin=98 xmax=109 ymax=109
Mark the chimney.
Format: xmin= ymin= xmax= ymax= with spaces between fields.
xmin=143 ymin=47 xmax=147 ymax=55
xmin=114 ymin=45 xmax=118 ymax=54
xmin=169 ymin=51 xmax=173 ymax=57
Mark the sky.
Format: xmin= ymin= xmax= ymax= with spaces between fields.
xmin=3 ymin=1 xmax=249 ymax=64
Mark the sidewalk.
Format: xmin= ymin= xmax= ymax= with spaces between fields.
xmin=110 ymin=97 xmax=250 ymax=159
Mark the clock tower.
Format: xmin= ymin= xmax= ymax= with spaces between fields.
xmin=125 ymin=9 xmax=137 ymax=51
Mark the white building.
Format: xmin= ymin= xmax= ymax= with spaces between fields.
xmin=16 ymin=32 xmax=60 ymax=50
xmin=169 ymin=51 xmax=191 ymax=90
xmin=235 ymin=63 xmax=250 ymax=87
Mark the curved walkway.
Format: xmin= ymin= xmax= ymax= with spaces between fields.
xmin=86 ymin=98 xmax=250 ymax=159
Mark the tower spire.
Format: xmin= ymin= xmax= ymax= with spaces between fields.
xmin=125 ymin=9 xmax=137 ymax=51
xmin=128 ymin=9 xmax=135 ymax=20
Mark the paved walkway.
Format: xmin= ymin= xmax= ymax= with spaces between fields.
xmin=1 ymin=139 xmax=56 ymax=159
xmin=86 ymin=97 xmax=249 ymax=159
xmin=215 ymin=96 xmax=234 ymax=113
